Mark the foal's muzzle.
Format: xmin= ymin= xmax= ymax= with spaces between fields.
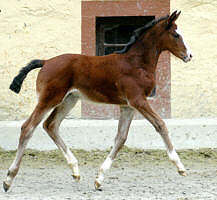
xmin=183 ymin=53 xmax=193 ymax=63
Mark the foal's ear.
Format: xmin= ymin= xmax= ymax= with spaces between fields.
xmin=167 ymin=10 xmax=181 ymax=29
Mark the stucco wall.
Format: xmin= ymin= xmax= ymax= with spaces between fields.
xmin=171 ymin=0 xmax=217 ymax=118
xmin=0 ymin=0 xmax=216 ymax=120
xmin=0 ymin=0 xmax=81 ymax=120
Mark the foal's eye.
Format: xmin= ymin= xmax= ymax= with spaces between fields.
xmin=173 ymin=33 xmax=179 ymax=38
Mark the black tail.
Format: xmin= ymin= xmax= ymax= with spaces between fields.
xmin=9 ymin=59 xmax=45 ymax=94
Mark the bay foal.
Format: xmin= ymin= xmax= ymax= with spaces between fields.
xmin=4 ymin=11 xmax=192 ymax=191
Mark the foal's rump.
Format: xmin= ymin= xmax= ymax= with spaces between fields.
xmin=9 ymin=54 xmax=78 ymax=99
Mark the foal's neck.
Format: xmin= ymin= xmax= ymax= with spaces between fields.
xmin=126 ymin=31 xmax=162 ymax=73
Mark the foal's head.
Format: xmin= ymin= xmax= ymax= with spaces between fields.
xmin=160 ymin=11 xmax=193 ymax=62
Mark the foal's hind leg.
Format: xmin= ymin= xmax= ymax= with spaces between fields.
xmin=43 ymin=92 xmax=80 ymax=181
xmin=95 ymin=106 xmax=134 ymax=189
xmin=130 ymin=97 xmax=186 ymax=176
xmin=3 ymin=104 xmax=51 ymax=192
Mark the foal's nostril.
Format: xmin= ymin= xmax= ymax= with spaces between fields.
xmin=190 ymin=54 xmax=193 ymax=58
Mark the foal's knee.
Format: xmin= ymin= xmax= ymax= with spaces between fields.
xmin=154 ymin=120 xmax=168 ymax=134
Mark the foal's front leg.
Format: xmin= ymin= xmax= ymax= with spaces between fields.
xmin=95 ymin=106 xmax=134 ymax=189
xmin=130 ymin=97 xmax=186 ymax=176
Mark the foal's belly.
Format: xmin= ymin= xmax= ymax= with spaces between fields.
xmin=69 ymin=88 xmax=127 ymax=105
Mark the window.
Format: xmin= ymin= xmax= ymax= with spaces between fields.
xmin=96 ymin=16 xmax=156 ymax=96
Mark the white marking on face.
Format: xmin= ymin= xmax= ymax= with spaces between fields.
xmin=176 ymin=28 xmax=192 ymax=60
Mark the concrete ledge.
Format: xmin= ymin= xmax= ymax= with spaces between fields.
xmin=0 ymin=119 xmax=217 ymax=151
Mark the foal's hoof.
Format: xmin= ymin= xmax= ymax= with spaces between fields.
xmin=72 ymin=174 xmax=80 ymax=182
xmin=178 ymin=170 xmax=187 ymax=176
xmin=3 ymin=181 xmax=10 ymax=192
xmin=94 ymin=180 xmax=102 ymax=191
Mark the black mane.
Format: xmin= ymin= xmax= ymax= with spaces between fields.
xmin=115 ymin=15 xmax=169 ymax=54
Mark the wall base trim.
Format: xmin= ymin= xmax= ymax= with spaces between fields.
xmin=0 ymin=119 xmax=216 ymax=151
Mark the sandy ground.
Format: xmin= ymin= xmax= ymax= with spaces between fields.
xmin=0 ymin=148 xmax=217 ymax=200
